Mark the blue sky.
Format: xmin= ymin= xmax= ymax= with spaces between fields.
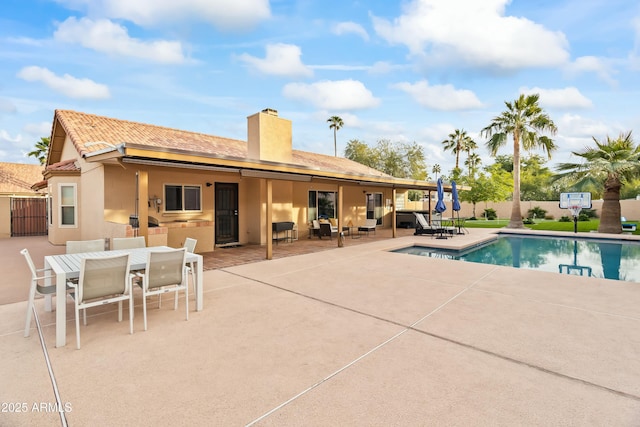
xmin=1 ymin=0 xmax=639 ymax=177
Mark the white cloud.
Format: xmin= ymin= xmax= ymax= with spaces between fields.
xmin=565 ymin=56 xmax=617 ymax=86
xmin=237 ymin=44 xmax=313 ymax=78
xmin=17 ymin=66 xmax=111 ymax=99
xmin=372 ymin=0 xmax=569 ymax=71
xmin=54 ymin=17 xmax=186 ymax=64
xmin=392 ymin=80 xmax=483 ymax=111
xmin=55 ymin=0 xmax=270 ymax=31
xmin=368 ymin=61 xmax=407 ymax=75
xmin=282 ymin=80 xmax=380 ymax=110
xmin=332 ymin=21 xmax=370 ymax=41
xmin=558 ymin=114 xmax=611 ymax=139
xmin=23 ymin=121 xmax=52 ymax=136
xmin=520 ymin=87 xmax=593 ymax=109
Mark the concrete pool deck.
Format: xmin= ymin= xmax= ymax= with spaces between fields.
xmin=2 ymin=229 xmax=640 ymax=425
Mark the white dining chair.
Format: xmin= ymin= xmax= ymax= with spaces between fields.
xmin=21 ymin=249 xmax=72 ymax=338
xmin=66 ymin=238 xmax=105 ymax=254
xmin=183 ymin=238 xmax=197 ymax=297
xmin=111 ymin=236 xmax=146 ymax=250
xmin=67 ymin=253 xmax=134 ymax=349
xmin=136 ymin=248 xmax=189 ymax=331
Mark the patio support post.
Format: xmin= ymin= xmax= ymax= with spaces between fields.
xmin=392 ymin=188 xmax=397 ymax=238
xmin=137 ymin=170 xmax=149 ymax=244
xmin=266 ymin=179 xmax=273 ymax=260
xmin=337 ymin=185 xmax=344 ymax=247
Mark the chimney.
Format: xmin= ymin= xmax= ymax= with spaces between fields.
xmin=247 ymin=109 xmax=292 ymax=163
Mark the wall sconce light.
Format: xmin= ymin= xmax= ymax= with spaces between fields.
xmin=206 ymin=182 xmax=213 ymax=187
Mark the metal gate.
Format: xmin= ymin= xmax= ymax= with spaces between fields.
xmin=11 ymin=197 xmax=48 ymax=236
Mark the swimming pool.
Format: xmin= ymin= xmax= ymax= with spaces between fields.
xmin=393 ymin=235 xmax=640 ymax=283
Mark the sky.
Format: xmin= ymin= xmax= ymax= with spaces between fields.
xmin=1 ymin=0 xmax=639 ymax=178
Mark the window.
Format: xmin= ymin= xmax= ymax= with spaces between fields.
xmin=59 ymin=184 xmax=77 ymax=227
xmin=164 ymin=185 xmax=201 ymax=212
xmin=308 ymin=190 xmax=337 ymax=220
xmin=366 ymin=193 xmax=383 ymax=225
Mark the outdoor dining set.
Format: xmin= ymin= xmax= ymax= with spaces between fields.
xmin=22 ymin=236 xmax=203 ymax=349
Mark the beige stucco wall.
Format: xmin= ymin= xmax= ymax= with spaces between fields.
xmin=0 ymin=197 xmax=10 ymax=239
xmin=247 ymin=111 xmax=292 ymax=163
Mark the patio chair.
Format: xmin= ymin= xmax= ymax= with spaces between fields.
xmin=309 ymin=220 xmax=321 ymax=238
xmin=358 ymin=218 xmax=377 ymax=236
xmin=183 ymin=238 xmax=197 ymax=296
xmin=66 ymin=238 xmax=105 ymax=254
xmin=21 ymin=248 xmax=73 ymax=338
xmin=318 ymin=222 xmax=338 ymax=239
xmin=413 ymin=212 xmax=433 ymax=236
xmin=136 ymin=248 xmax=189 ymax=331
xmin=111 ymin=236 xmax=146 ymax=250
xmin=67 ymin=253 xmax=134 ymax=349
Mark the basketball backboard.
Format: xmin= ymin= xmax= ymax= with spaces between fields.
xmin=559 ymin=192 xmax=592 ymax=209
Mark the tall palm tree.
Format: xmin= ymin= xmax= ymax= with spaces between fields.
xmin=465 ymin=152 xmax=482 ymax=179
xmin=28 ymin=137 xmax=50 ymax=165
xmin=481 ymin=94 xmax=557 ymax=228
xmin=441 ymin=129 xmax=472 ymax=170
xmin=555 ymin=131 xmax=640 ymax=234
xmin=432 ymin=164 xmax=441 ymax=181
xmin=462 ymin=137 xmax=478 ymax=167
xmin=327 ymin=116 xmax=343 ymax=157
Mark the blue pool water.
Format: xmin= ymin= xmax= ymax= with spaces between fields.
xmin=393 ymin=235 xmax=640 ymax=282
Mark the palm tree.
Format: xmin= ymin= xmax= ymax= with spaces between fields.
xmin=432 ymin=164 xmax=441 ymax=181
xmin=327 ymin=116 xmax=343 ymax=157
xmin=462 ymin=137 xmax=478 ymax=168
xmin=465 ymin=152 xmax=482 ymax=179
xmin=481 ymin=94 xmax=557 ymax=228
xmin=441 ymin=129 xmax=472 ymax=170
xmin=28 ymin=137 xmax=50 ymax=165
xmin=555 ymin=131 xmax=640 ymax=234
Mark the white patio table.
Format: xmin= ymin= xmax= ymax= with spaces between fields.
xmin=44 ymin=246 xmax=204 ymax=348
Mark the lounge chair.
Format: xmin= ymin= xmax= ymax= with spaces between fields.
xmin=318 ymin=222 xmax=338 ymax=239
xmin=358 ymin=219 xmax=377 ymax=236
xmin=413 ymin=213 xmax=434 ymax=236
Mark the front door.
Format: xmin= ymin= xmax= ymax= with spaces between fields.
xmin=215 ymin=183 xmax=238 ymax=245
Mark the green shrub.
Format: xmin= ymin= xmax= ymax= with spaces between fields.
xmin=527 ymin=206 xmax=547 ymax=219
xmin=483 ymin=208 xmax=497 ymax=220
xmin=523 ymin=218 xmax=535 ymax=224
xmin=580 ymin=208 xmax=598 ymax=219
xmin=558 ymin=216 xmax=572 ymax=222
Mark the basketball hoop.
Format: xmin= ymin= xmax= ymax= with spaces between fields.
xmin=568 ymin=205 xmax=582 ymax=218
xmin=560 ymin=192 xmax=591 ymax=234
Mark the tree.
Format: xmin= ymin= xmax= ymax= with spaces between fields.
xmin=520 ymin=155 xmax=557 ymax=201
xmin=464 ymin=153 xmax=482 ymax=179
xmin=442 ymin=129 xmax=472 ymax=170
xmin=344 ymin=139 xmax=376 ymax=167
xmin=459 ymin=168 xmax=511 ymax=218
xmin=432 ymin=164 xmax=441 ymax=181
xmin=344 ymin=139 xmax=426 ymax=180
xmin=555 ymin=131 xmax=640 ymax=234
xmin=327 ymin=116 xmax=343 ymax=157
xmin=481 ymin=93 xmax=557 ymax=228
xmin=28 ymin=137 xmax=50 ymax=165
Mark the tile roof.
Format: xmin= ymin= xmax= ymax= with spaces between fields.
xmin=0 ymin=162 xmax=45 ymax=193
xmin=46 ymin=158 xmax=80 ymax=172
xmin=54 ymin=110 xmax=391 ymax=178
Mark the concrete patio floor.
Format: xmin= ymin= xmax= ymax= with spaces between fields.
xmin=2 ymin=229 xmax=640 ymax=426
